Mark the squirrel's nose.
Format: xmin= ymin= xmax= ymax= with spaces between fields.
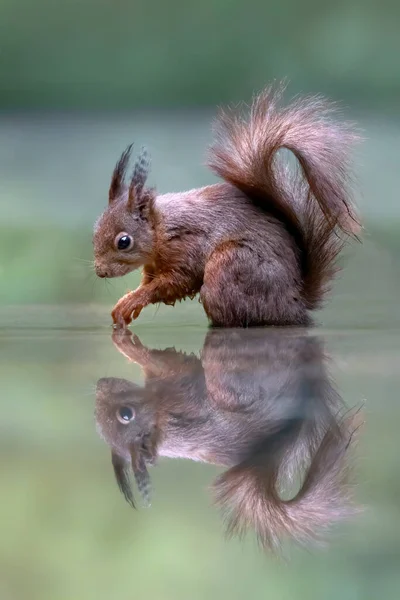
xmin=95 ymin=265 xmax=110 ymax=278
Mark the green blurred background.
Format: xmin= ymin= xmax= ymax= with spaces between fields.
xmin=1 ymin=0 xmax=399 ymax=111
xmin=0 ymin=0 xmax=399 ymax=312
xmin=1 ymin=1 xmax=400 ymax=599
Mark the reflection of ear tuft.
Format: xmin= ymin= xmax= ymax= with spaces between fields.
xmin=129 ymin=427 xmax=160 ymax=508
xmin=111 ymin=451 xmax=136 ymax=508
xmin=133 ymin=461 xmax=152 ymax=508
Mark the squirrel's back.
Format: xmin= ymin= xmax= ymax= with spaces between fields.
xmin=207 ymin=81 xmax=361 ymax=310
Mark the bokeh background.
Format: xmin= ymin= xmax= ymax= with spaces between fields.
xmin=1 ymin=1 xmax=400 ymax=599
xmin=0 ymin=0 xmax=399 ymax=314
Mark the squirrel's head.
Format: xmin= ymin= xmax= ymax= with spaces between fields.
xmin=95 ymin=376 xmax=161 ymax=507
xmin=93 ymin=145 xmax=155 ymax=278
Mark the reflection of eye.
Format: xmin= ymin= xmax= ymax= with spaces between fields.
xmin=116 ymin=406 xmax=135 ymax=424
xmin=115 ymin=232 xmax=133 ymax=251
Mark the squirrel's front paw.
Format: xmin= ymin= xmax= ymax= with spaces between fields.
xmin=111 ymin=293 xmax=144 ymax=329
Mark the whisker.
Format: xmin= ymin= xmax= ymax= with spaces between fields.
xmin=79 ymin=383 xmax=98 ymax=397
xmin=73 ymin=257 xmax=95 ymax=266
xmin=74 ymin=258 xmax=96 ymax=281
xmin=91 ymin=276 xmax=97 ymax=296
xmin=82 ymin=270 xmax=96 ymax=290
xmin=104 ymin=278 xmax=115 ymax=298
xmin=82 ymin=270 xmax=98 ymax=297
xmin=81 ymin=390 xmax=96 ymax=397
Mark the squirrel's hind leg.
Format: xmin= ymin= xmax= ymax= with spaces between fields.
xmin=200 ymin=241 xmax=309 ymax=328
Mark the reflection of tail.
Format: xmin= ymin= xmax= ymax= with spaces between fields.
xmin=213 ymin=409 xmax=361 ymax=551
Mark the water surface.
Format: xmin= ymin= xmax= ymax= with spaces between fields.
xmin=1 ymin=311 xmax=400 ymax=600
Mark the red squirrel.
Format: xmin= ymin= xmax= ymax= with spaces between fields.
xmin=93 ymin=82 xmax=361 ymax=328
xmin=95 ymin=329 xmax=361 ymax=551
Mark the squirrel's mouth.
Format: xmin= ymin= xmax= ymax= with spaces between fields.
xmin=95 ymin=262 xmax=136 ymax=279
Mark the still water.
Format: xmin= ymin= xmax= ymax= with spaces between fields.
xmin=1 ymin=310 xmax=400 ymax=600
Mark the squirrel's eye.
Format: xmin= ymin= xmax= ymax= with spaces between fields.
xmin=116 ymin=406 xmax=135 ymax=424
xmin=115 ymin=232 xmax=133 ymax=251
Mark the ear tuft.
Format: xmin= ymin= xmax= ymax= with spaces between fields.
xmin=109 ymin=144 xmax=133 ymax=205
xmin=128 ymin=147 xmax=152 ymax=213
xmin=131 ymin=147 xmax=151 ymax=195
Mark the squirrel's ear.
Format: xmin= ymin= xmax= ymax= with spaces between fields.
xmin=127 ymin=147 xmax=151 ymax=214
xmin=109 ymin=144 xmax=133 ymax=206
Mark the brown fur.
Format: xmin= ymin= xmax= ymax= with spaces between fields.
xmin=93 ymin=81 xmax=361 ymax=328
xmin=95 ymin=329 xmax=362 ymax=551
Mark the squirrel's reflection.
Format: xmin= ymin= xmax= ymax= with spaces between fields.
xmin=95 ymin=329 xmax=361 ymax=551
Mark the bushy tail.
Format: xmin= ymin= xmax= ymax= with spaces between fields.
xmin=212 ymin=407 xmax=362 ymax=552
xmin=208 ymin=81 xmax=361 ymax=308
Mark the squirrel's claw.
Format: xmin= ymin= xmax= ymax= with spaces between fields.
xmin=111 ymin=292 xmax=144 ymax=329
xmin=111 ymin=306 xmax=132 ymax=330
xmin=111 ymin=317 xmax=129 ymax=330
